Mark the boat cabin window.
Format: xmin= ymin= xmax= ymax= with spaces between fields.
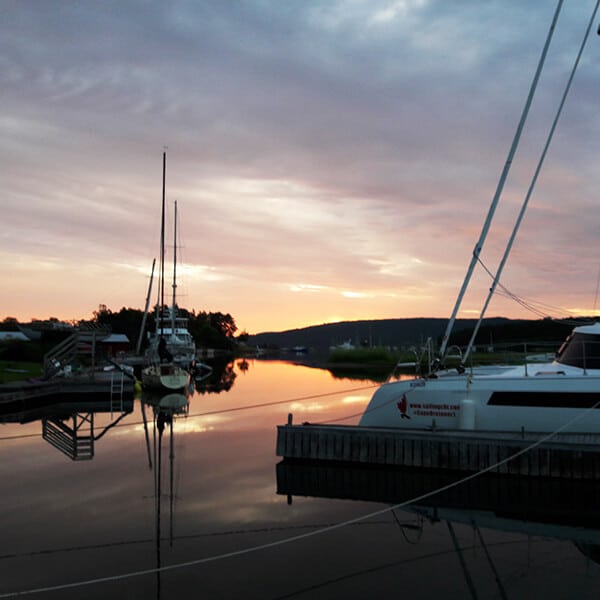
xmin=555 ymin=332 xmax=600 ymax=369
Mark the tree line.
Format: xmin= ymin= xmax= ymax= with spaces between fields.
xmin=91 ymin=305 xmax=239 ymax=351
xmin=1 ymin=305 xmax=244 ymax=356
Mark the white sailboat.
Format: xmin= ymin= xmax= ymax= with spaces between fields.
xmin=142 ymin=152 xmax=190 ymax=392
xmin=360 ymin=3 xmax=600 ymax=434
xmin=148 ymin=200 xmax=196 ymax=366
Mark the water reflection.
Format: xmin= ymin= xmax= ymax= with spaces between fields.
xmin=0 ymin=396 xmax=134 ymax=460
xmin=142 ymin=392 xmax=189 ymax=600
xmin=4 ymin=361 xmax=598 ymax=598
xmin=192 ymin=358 xmax=237 ymax=395
xmin=277 ymin=460 xmax=600 ymax=592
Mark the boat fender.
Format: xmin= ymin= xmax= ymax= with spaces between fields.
xmin=459 ymin=398 xmax=476 ymax=430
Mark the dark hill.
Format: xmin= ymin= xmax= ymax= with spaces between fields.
xmin=248 ymin=317 xmax=518 ymax=350
xmin=247 ymin=317 xmax=586 ymax=352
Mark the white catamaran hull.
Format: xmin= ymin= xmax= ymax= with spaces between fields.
xmin=360 ymin=363 xmax=600 ymax=433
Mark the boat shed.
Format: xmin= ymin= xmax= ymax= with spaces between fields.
xmin=98 ymin=333 xmax=130 ymax=358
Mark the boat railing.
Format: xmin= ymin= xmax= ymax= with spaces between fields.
xmin=396 ymin=337 xmax=600 ymax=379
xmin=437 ymin=340 xmax=560 ymax=374
xmin=441 ymin=338 xmax=600 ymax=374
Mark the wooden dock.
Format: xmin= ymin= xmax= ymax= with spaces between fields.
xmin=276 ymin=420 xmax=600 ymax=479
xmin=0 ymin=373 xmax=135 ymax=406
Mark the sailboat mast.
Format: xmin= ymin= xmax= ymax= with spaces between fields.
xmin=461 ymin=0 xmax=598 ymax=365
xmin=160 ymin=151 xmax=166 ymax=337
xmin=437 ymin=0 xmax=563 ymax=365
xmin=172 ymin=200 xmax=177 ymax=335
xmin=137 ymin=257 xmax=156 ymax=355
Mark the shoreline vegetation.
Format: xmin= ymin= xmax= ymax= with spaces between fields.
xmin=0 ymin=313 xmax=577 ymax=384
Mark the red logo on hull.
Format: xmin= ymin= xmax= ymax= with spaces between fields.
xmin=397 ymin=394 xmax=411 ymax=419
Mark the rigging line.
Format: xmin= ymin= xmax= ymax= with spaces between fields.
xmin=3 ymin=396 xmax=598 ymax=599
xmin=447 ymin=521 xmax=478 ymax=600
xmin=462 ymin=0 xmax=600 ymax=365
xmin=476 ymin=256 xmax=571 ymax=319
xmin=187 ymin=384 xmax=379 ymax=419
xmin=391 ymin=509 xmax=422 ymax=545
xmin=474 ymin=526 xmax=509 ymax=600
xmin=594 ymin=263 xmax=600 ymax=315
xmin=438 ymin=0 xmax=564 ymax=360
xmin=270 ymin=539 xmax=527 ymax=600
xmin=475 ymin=259 xmax=551 ymax=318
xmin=492 ymin=282 xmax=568 ymax=319
xmin=0 ymin=520 xmax=394 ymax=562
xmin=493 ymin=290 xmax=551 ymax=319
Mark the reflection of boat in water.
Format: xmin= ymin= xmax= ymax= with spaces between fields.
xmin=360 ymin=7 xmax=600 ymax=437
xmin=141 ymin=392 xmax=188 ymax=599
xmin=277 ymin=460 xmax=600 ymax=565
xmin=189 ymin=358 xmax=213 ymax=382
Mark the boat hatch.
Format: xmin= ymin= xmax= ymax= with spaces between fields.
xmin=555 ymin=332 xmax=600 ymax=369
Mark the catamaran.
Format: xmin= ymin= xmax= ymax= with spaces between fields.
xmin=360 ymin=2 xmax=600 ymax=434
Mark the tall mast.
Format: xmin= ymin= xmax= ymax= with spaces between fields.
xmin=461 ymin=0 xmax=599 ymax=365
xmin=172 ymin=200 xmax=178 ymax=334
xmin=160 ymin=151 xmax=166 ymax=337
xmin=437 ymin=0 xmax=563 ymax=365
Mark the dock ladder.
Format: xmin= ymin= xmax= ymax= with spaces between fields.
xmin=110 ymin=372 xmax=124 ymax=416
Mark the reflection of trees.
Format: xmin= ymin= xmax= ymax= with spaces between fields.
xmin=326 ymin=365 xmax=390 ymax=383
xmin=194 ymin=359 xmax=237 ymax=394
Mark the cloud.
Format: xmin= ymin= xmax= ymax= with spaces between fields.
xmin=2 ymin=1 xmax=600 ymax=331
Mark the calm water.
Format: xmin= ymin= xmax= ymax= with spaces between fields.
xmin=2 ymin=360 xmax=600 ymax=599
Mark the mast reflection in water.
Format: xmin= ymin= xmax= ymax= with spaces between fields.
xmin=142 ymin=392 xmax=189 ymax=600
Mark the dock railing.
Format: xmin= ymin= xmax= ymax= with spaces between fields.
xmin=43 ymin=325 xmax=111 ymax=378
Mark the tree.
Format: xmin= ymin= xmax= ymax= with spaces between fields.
xmin=189 ymin=311 xmax=238 ymax=350
xmin=1 ymin=317 xmax=19 ymax=331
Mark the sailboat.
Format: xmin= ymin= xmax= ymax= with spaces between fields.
xmin=142 ymin=152 xmax=190 ymax=392
xmin=149 ymin=200 xmax=197 ymax=367
xmin=360 ymin=3 xmax=600 ymax=434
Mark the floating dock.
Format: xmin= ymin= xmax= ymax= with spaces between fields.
xmin=276 ymin=420 xmax=600 ymax=479
xmin=0 ymin=372 xmax=135 ymax=407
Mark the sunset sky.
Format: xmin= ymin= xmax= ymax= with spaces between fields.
xmin=2 ymin=1 xmax=600 ymax=334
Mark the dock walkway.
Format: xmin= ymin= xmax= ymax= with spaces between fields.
xmin=276 ymin=421 xmax=600 ymax=479
xmin=0 ymin=373 xmax=134 ymax=406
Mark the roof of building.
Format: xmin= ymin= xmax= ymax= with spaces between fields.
xmin=100 ymin=334 xmax=130 ymax=344
xmin=0 ymin=331 xmax=30 ymax=342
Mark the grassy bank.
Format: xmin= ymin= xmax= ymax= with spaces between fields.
xmin=0 ymin=360 xmax=43 ymax=384
xmin=327 ymin=348 xmax=403 ymax=365
xmin=327 ymin=346 xmax=539 ymax=371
